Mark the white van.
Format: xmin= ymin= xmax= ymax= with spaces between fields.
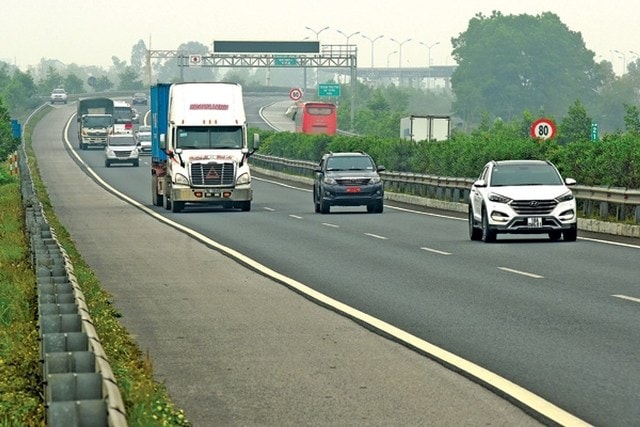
xmin=104 ymin=133 xmax=139 ymax=167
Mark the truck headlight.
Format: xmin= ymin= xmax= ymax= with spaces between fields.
xmin=175 ymin=173 xmax=190 ymax=185
xmin=236 ymin=172 xmax=251 ymax=185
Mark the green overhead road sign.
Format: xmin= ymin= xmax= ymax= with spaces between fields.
xmin=274 ymin=56 xmax=298 ymax=66
xmin=318 ymin=83 xmax=341 ymax=97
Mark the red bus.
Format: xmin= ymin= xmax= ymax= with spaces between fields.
xmin=292 ymin=102 xmax=337 ymax=135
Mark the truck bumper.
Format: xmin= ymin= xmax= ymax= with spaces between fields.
xmin=82 ymin=137 xmax=107 ymax=146
xmin=171 ymin=186 xmax=252 ymax=204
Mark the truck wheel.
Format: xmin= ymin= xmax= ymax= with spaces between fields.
xmin=104 ymin=160 xmax=110 ymax=168
xmin=151 ymin=177 xmax=162 ymax=206
xmin=237 ymin=201 xmax=251 ymax=212
xmin=171 ymin=201 xmax=184 ymax=213
xmin=162 ymin=193 xmax=171 ymax=211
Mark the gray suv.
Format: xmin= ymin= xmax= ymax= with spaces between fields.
xmin=313 ymin=152 xmax=385 ymax=214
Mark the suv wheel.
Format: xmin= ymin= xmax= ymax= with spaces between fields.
xmin=469 ymin=206 xmax=482 ymax=241
xmin=481 ymin=208 xmax=497 ymax=243
xmin=367 ymin=200 xmax=384 ymax=213
xmin=313 ymin=189 xmax=320 ymax=213
xmin=548 ymin=231 xmax=562 ymax=241
xmin=563 ymin=225 xmax=578 ymax=242
xmin=320 ymin=199 xmax=330 ymax=214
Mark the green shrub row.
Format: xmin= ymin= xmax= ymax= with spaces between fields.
xmin=255 ymin=129 xmax=640 ymax=189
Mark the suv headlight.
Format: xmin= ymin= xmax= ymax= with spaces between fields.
xmin=324 ymin=177 xmax=337 ymax=185
xmin=488 ymin=193 xmax=511 ymax=204
xmin=556 ymin=191 xmax=574 ymax=202
xmin=369 ymin=176 xmax=382 ymax=184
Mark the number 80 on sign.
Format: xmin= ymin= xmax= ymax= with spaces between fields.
xmin=530 ymin=118 xmax=557 ymax=140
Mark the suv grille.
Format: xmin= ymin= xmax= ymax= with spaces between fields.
xmin=336 ymin=178 xmax=371 ymax=186
xmin=511 ymin=199 xmax=557 ymax=215
xmin=191 ymin=162 xmax=235 ymax=187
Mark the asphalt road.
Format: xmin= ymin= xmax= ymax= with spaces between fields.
xmin=30 ymin=103 xmax=548 ymax=425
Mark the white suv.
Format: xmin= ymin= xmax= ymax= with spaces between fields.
xmin=468 ymin=160 xmax=577 ymax=242
xmin=50 ymin=88 xmax=68 ymax=104
xmin=104 ymin=134 xmax=139 ymax=167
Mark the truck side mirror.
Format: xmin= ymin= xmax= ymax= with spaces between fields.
xmin=252 ymin=133 xmax=260 ymax=150
xmin=160 ymin=133 xmax=166 ymax=150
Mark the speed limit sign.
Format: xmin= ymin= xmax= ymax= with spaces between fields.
xmin=289 ymin=87 xmax=303 ymax=101
xmin=530 ymin=118 xmax=557 ymax=140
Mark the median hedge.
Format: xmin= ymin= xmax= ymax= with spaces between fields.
xmin=254 ymin=128 xmax=640 ymax=189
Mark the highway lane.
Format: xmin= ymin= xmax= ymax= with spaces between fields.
xmin=55 ymin=97 xmax=640 ymax=426
xmin=37 ymin=102 xmax=555 ymax=426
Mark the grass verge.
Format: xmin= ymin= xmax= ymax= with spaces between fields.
xmin=0 ymin=106 xmax=191 ymax=426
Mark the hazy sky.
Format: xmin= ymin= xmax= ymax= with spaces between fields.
xmin=2 ymin=0 xmax=637 ymax=75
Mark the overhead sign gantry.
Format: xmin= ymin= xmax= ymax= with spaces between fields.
xmin=146 ymin=41 xmax=358 ymax=128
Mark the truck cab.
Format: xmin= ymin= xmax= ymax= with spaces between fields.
xmin=151 ymin=82 xmax=259 ymax=213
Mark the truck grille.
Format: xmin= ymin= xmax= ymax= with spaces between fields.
xmin=511 ymin=199 xmax=557 ymax=215
xmin=191 ymin=162 xmax=235 ymax=187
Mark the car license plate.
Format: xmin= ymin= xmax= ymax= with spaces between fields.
xmin=346 ymin=187 xmax=361 ymax=193
xmin=527 ymin=217 xmax=543 ymax=227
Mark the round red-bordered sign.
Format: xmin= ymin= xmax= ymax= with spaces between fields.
xmin=530 ymin=118 xmax=557 ymax=140
xmin=289 ymin=88 xmax=303 ymax=101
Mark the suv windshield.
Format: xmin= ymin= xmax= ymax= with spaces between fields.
xmin=109 ymin=136 xmax=135 ymax=146
xmin=490 ymin=163 xmax=563 ymax=186
xmin=326 ymin=156 xmax=375 ymax=171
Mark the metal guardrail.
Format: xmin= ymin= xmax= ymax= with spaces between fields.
xmin=19 ymin=106 xmax=127 ymax=426
xmin=250 ymin=153 xmax=640 ymax=224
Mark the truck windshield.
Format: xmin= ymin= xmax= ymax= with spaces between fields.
xmin=84 ymin=116 xmax=112 ymax=127
xmin=176 ymin=126 xmax=243 ymax=149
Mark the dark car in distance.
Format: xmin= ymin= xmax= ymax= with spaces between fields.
xmin=131 ymin=92 xmax=148 ymax=105
xmin=313 ymin=151 xmax=385 ymax=214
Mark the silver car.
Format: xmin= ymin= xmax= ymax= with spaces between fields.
xmin=104 ymin=134 xmax=139 ymax=167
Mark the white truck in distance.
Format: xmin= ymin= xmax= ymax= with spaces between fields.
xmin=151 ymin=82 xmax=259 ymax=213
xmin=400 ymin=115 xmax=452 ymax=142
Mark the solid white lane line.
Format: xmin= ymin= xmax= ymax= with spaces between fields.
xmin=497 ymin=267 xmax=544 ymax=279
xmin=612 ymin=294 xmax=640 ymax=304
xmin=420 ymin=247 xmax=452 ymax=255
xmin=579 ymin=237 xmax=640 ymax=249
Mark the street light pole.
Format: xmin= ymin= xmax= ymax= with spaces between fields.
xmin=387 ymin=50 xmax=398 ymax=67
xmin=361 ymin=34 xmax=384 ymax=68
xmin=390 ymin=37 xmax=411 ymax=85
xmin=337 ymin=29 xmax=361 ymax=46
xmin=419 ymin=41 xmax=440 ymax=89
xmin=613 ymin=49 xmax=627 ymax=75
xmin=305 ymin=26 xmax=330 ymax=40
xmin=304 ymin=26 xmax=329 ymax=89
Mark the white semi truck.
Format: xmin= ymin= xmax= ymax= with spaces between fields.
xmin=150 ymin=82 xmax=259 ymax=213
